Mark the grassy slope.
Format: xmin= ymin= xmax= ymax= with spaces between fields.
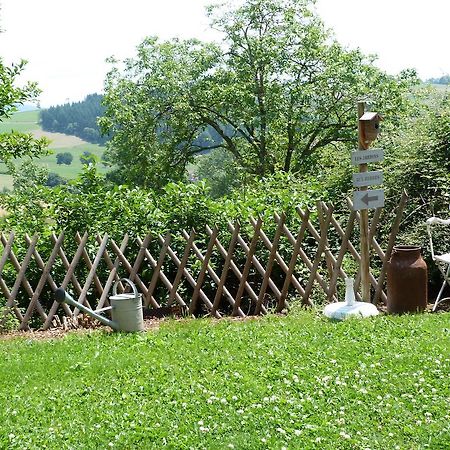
xmin=0 ymin=111 xmax=106 ymax=189
xmin=0 ymin=311 xmax=448 ymax=449
xmin=0 ymin=110 xmax=40 ymax=133
xmin=430 ymin=83 xmax=449 ymax=93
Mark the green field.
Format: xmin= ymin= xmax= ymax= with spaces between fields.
xmin=430 ymin=83 xmax=450 ymax=93
xmin=0 ymin=111 xmax=106 ymax=190
xmin=0 ymin=110 xmax=41 ymax=134
xmin=0 ymin=311 xmax=449 ymax=449
xmin=0 ymin=175 xmax=13 ymax=191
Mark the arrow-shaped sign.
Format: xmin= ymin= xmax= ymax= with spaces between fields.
xmin=353 ymin=189 xmax=385 ymax=210
xmin=361 ymin=192 xmax=378 ymax=204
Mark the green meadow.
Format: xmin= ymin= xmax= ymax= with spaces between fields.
xmin=0 ymin=110 xmax=40 ymax=134
xmin=0 ymin=311 xmax=449 ymax=449
xmin=0 ymin=110 xmax=106 ymax=190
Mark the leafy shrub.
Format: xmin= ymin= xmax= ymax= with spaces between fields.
xmin=56 ymin=152 xmax=73 ymax=165
xmin=0 ymin=307 xmax=20 ymax=333
xmin=80 ymin=151 xmax=97 ymax=165
xmin=194 ymin=148 xmax=241 ymax=198
xmin=46 ymin=172 xmax=67 ymax=187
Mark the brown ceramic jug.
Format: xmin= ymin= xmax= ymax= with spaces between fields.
xmin=387 ymin=245 xmax=427 ymax=313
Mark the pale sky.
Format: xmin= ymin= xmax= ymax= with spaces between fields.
xmin=0 ymin=0 xmax=449 ymax=107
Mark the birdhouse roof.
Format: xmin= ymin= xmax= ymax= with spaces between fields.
xmin=360 ymin=112 xmax=383 ymax=121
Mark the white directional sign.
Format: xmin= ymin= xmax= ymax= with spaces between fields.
xmin=351 ymin=149 xmax=384 ymax=165
xmin=353 ymin=189 xmax=385 ymax=210
xmin=352 ymin=170 xmax=383 ymax=187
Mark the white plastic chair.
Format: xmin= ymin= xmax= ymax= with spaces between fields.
xmin=426 ymin=217 xmax=450 ymax=311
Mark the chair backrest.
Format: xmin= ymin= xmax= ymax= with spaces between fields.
xmin=426 ymin=217 xmax=450 ymax=260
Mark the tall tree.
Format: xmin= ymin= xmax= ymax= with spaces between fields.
xmin=0 ymin=58 xmax=48 ymax=164
xmin=1 ymin=5 xmax=48 ymax=161
xmin=0 ymin=5 xmax=48 ymax=168
xmin=101 ymin=0 xmax=417 ymax=188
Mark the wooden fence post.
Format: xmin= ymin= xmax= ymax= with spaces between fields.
xmin=358 ymin=101 xmax=371 ymax=302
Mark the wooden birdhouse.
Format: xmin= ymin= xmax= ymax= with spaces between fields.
xmin=359 ymin=112 xmax=382 ymax=147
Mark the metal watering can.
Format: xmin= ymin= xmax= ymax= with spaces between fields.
xmin=55 ymin=278 xmax=144 ymax=332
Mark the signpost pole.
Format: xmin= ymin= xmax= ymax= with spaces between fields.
xmin=358 ymin=101 xmax=371 ymax=302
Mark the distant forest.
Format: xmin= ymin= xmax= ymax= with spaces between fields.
xmin=426 ymin=75 xmax=450 ymax=85
xmin=40 ymin=94 xmax=108 ymax=145
xmin=38 ymin=93 xmax=222 ymax=149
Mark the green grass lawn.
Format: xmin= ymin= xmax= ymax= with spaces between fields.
xmin=0 ymin=311 xmax=449 ymax=449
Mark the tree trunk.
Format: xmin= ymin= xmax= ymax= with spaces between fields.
xmin=284 ymin=122 xmax=295 ymax=172
xmin=255 ymin=67 xmax=267 ymax=175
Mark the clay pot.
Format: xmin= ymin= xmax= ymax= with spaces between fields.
xmin=387 ymin=245 xmax=427 ymax=313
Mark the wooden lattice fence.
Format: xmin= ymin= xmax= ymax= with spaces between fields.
xmin=0 ymin=195 xmax=407 ymax=331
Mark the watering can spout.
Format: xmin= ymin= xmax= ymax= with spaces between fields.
xmin=55 ymin=288 xmax=119 ymax=330
xmin=55 ymin=287 xmax=67 ymax=304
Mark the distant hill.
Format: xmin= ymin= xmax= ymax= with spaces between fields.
xmin=425 ymin=75 xmax=450 ymax=85
xmin=16 ymin=103 xmax=38 ymax=113
xmin=40 ymin=94 xmax=109 ymax=145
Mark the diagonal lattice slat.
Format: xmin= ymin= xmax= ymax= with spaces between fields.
xmin=255 ymin=213 xmax=285 ymax=314
xmin=189 ymin=227 xmax=219 ymax=316
xmin=159 ymin=233 xmax=219 ymax=317
xmin=96 ymin=234 xmax=129 ymax=310
xmin=209 ymin=223 xmax=261 ymax=313
xmin=277 ymin=209 xmax=311 ymax=310
xmin=210 ymin=223 xmax=244 ymax=317
xmin=19 ymin=232 xmax=65 ymax=329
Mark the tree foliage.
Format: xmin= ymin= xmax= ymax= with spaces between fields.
xmin=80 ymin=151 xmax=97 ymax=165
xmin=101 ymin=0 xmax=418 ymax=188
xmin=195 ymin=148 xmax=242 ymax=198
xmin=0 ymin=9 xmax=48 ymax=163
xmin=0 ymin=59 xmax=48 ymax=164
xmin=46 ymin=172 xmax=67 ymax=187
xmin=383 ymin=95 xmax=450 ymax=241
xmin=11 ymin=160 xmax=48 ymax=192
xmin=0 ymin=165 xmax=314 ymax=245
xmin=56 ymin=152 xmax=73 ymax=165
xmin=0 ymin=130 xmax=47 ymax=163
xmin=0 ymin=59 xmax=39 ymax=119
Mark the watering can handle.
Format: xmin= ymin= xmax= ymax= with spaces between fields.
xmin=112 ymin=278 xmax=138 ymax=297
